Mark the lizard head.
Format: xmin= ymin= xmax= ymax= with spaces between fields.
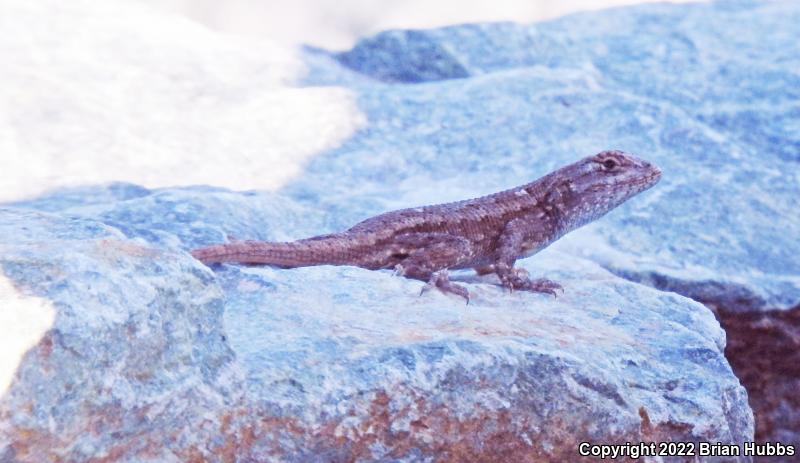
xmin=559 ymin=150 xmax=662 ymax=225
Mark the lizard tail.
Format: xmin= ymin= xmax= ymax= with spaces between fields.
xmin=190 ymin=234 xmax=360 ymax=268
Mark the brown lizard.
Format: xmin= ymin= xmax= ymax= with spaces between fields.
xmin=192 ymin=150 xmax=661 ymax=301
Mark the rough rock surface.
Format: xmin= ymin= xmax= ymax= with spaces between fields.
xmin=314 ymin=3 xmax=800 ymax=314
xmin=4 ymin=0 xmax=799 ymax=461
xmin=0 ymin=206 xmax=751 ymax=462
xmin=309 ymin=0 xmax=800 ymax=453
xmin=716 ymin=308 xmax=800 ymax=452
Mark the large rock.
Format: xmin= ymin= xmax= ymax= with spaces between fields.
xmin=0 ymin=0 xmax=363 ymax=203
xmin=304 ymin=1 xmax=800 ymax=452
xmin=309 ymin=3 xmax=800 ymax=314
xmin=5 ymin=0 xmax=799 ymax=460
xmin=0 ymin=209 xmax=243 ymax=462
xmin=0 ymin=206 xmax=752 ymax=462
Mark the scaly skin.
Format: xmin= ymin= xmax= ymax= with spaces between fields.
xmin=192 ymin=150 xmax=662 ymax=302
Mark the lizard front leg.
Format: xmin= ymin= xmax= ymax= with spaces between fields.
xmin=391 ymin=233 xmax=473 ymax=302
xmin=493 ymin=218 xmax=564 ymax=297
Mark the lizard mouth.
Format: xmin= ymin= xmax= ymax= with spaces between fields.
xmin=635 ymin=175 xmax=660 ymax=191
xmin=587 ymin=168 xmax=662 ymax=194
xmin=645 ymin=167 xmax=662 ymax=186
xmin=634 ymin=165 xmax=662 ymax=189
xmin=651 ymin=166 xmax=663 ymax=181
xmin=618 ymin=169 xmax=662 ymax=196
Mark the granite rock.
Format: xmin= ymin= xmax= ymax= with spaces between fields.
xmin=304 ymin=1 xmax=800 ymax=451
xmin=5 ymin=0 xmax=799 ymax=461
xmin=0 ymin=206 xmax=752 ymax=462
xmin=0 ymin=209 xmax=243 ymax=462
xmin=306 ymin=1 xmax=800 ymax=314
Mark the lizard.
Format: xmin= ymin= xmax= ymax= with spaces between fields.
xmin=191 ymin=150 xmax=661 ymax=302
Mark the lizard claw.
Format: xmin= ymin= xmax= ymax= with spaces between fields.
xmin=500 ymin=271 xmax=564 ymax=298
xmin=419 ymin=282 xmax=433 ymax=296
xmin=420 ymin=271 xmax=470 ymax=303
xmin=525 ymin=278 xmax=564 ymax=297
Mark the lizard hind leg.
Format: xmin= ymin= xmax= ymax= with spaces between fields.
xmin=391 ymin=233 xmax=473 ymax=303
xmin=420 ymin=270 xmax=470 ymax=303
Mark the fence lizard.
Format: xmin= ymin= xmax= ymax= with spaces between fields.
xmin=192 ymin=150 xmax=661 ymax=301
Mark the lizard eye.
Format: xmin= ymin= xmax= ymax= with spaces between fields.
xmin=601 ymin=158 xmax=618 ymax=170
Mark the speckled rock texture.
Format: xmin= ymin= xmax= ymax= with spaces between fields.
xmin=312 ymin=0 xmax=800 ymax=454
xmin=0 ymin=205 xmax=751 ymax=462
xmin=317 ymin=3 xmax=800 ymax=314
xmin=4 ymin=0 xmax=799 ymax=461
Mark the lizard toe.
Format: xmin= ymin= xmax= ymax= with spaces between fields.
xmin=420 ymin=271 xmax=471 ymax=302
xmin=393 ymin=264 xmax=406 ymax=277
xmin=527 ymin=278 xmax=564 ymax=297
xmin=439 ymin=284 xmax=471 ymax=303
xmin=500 ymin=275 xmax=564 ymax=297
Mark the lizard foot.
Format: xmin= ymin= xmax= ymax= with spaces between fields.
xmin=500 ymin=269 xmax=564 ymax=297
xmin=420 ymin=270 xmax=470 ymax=304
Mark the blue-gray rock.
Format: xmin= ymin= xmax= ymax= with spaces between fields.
xmin=301 ymin=1 xmax=800 ymax=314
xmin=5 ymin=0 xmax=800 ymax=460
xmin=0 ymin=206 xmax=752 ymax=462
xmin=301 ymin=3 xmax=800 ymax=452
xmin=0 ymin=208 xmax=243 ymax=462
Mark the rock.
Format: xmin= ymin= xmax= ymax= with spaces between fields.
xmin=716 ymin=308 xmax=800 ymax=453
xmin=0 ymin=209 xmax=243 ymax=462
xmin=303 ymin=2 xmax=800 ymax=314
xmin=0 ymin=206 xmax=752 ymax=462
xmin=337 ymin=30 xmax=471 ymax=82
xmin=301 ymin=1 xmax=800 ymax=452
xmin=5 ymin=0 xmax=799 ymax=460
xmin=0 ymin=0 xmax=364 ymax=203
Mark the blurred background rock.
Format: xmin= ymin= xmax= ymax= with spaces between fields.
xmin=141 ymin=0 xmax=698 ymax=50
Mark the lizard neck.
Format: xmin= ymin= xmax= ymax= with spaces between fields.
xmin=531 ymin=175 xmax=589 ymax=238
